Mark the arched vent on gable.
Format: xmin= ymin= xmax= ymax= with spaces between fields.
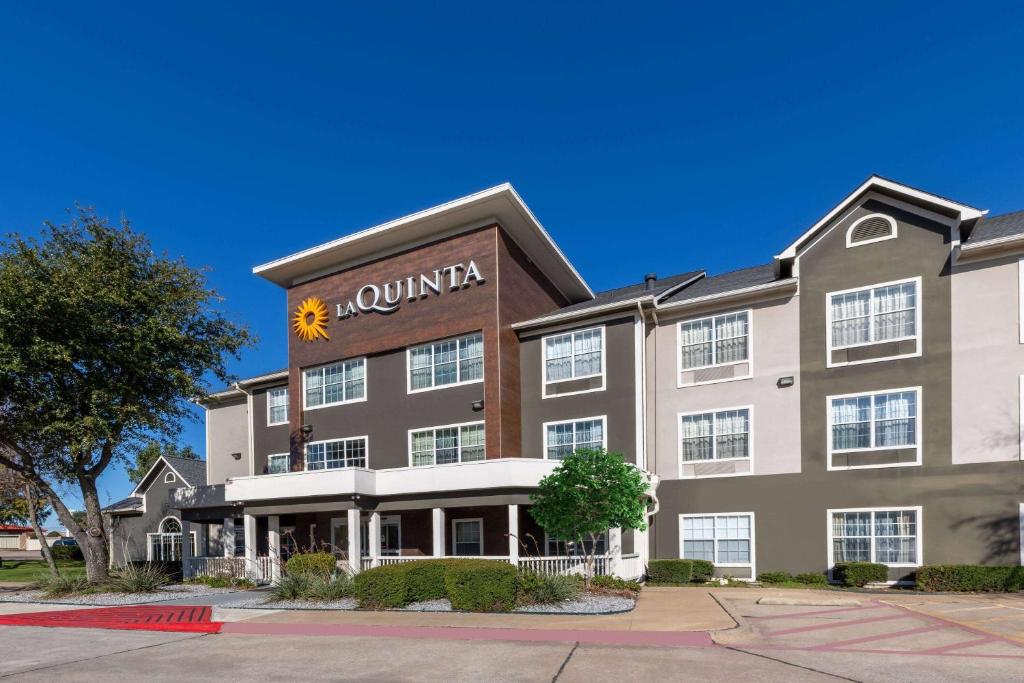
xmin=164 ymin=472 xmax=176 ymax=483
xmin=847 ymin=214 xmax=897 ymax=247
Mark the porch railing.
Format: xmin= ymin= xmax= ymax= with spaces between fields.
xmin=188 ymin=556 xmax=275 ymax=583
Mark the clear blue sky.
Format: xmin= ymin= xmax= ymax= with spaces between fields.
xmin=2 ymin=2 xmax=1022 ymax=509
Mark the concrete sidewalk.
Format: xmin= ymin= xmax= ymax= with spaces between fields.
xmin=215 ymin=586 xmax=736 ymax=633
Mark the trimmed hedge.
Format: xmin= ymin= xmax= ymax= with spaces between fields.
xmin=794 ymin=572 xmax=828 ymax=585
xmin=647 ymin=559 xmax=715 ymax=584
xmin=758 ymin=571 xmax=792 ymax=584
xmin=445 ymin=560 xmax=518 ymax=612
xmin=404 ymin=560 xmax=448 ymax=601
xmin=355 ymin=564 xmax=409 ymax=608
xmin=832 ymin=562 xmax=888 ymax=587
xmin=916 ymin=565 xmax=1024 ymax=593
xmin=285 ymin=552 xmax=336 ymax=578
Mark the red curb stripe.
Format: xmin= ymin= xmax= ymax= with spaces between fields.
xmin=764 ymin=612 xmax=910 ymax=637
xmin=220 ymin=621 xmax=714 ymax=648
xmin=0 ymin=605 xmax=222 ymax=634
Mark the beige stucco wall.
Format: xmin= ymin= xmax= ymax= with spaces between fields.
xmin=648 ymin=293 xmax=802 ymax=480
xmin=206 ymin=398 xmax=251 ymax=483
xmin=951 ymin=254 xmax=1024 ymax=464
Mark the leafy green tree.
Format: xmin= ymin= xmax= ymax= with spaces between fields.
xmin=0 ymin=208 xmax=253 ymax=581
xmin=529 ymin=449 xmax=649 ymax=588
xmin=0 ymin=465 xmax=50 ymax=526
xmin=128 ymin=441 xmax=200 ymax=484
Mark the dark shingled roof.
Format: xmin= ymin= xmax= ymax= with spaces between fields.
xmin=967 ymin=210 xmax=1024 ymax=244
xmin=164 ymin=456 xmax=207 ymax=487
xmin=103 ymin=496 xmax=143 ymax=513
xmin=544 ymin=270 xmax=704 ymax=316
xmin=660 ymin=263 xmax=781 ymax=305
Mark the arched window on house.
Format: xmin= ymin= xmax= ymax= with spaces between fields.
xmin=147 ymin=516 xmax=196 ymax=561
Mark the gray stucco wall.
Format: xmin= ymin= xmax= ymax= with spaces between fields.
xmin=519 ymin=317 xmax=637 ymax=462
xmin=206 ymin=397 xmax=250 ymax=484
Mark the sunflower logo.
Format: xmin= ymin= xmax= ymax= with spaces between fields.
xmin=293 ymin=297 xmax=329 ymax=342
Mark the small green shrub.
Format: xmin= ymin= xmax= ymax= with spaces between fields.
xmin=647 ymin=559 xmax=693 ymax=583
xmin=404 ymin=560 xmax=448 ymax=602
xmin=517 ymin=572 xmax=581 ymax=604
xmin=355 ymin=564 xmax=410 ymax=608
xmin=107 ymin=562 xmax=171 ymax=593
xmin=307 ymin=574 xmax=354 ymax=600
xmin=37 ymin=574 xmax=93 ymax=597
xmin=589 ymin=575 xmax=641 ymax=594
xmin=271 ymin=574 xmax=313 ymax=600
xmin=50 ymin=545 xmax=83 ymax=561
xmin=794 ymin=572 xmax=828 ymax=585
xmin=690 ymin=560 xmax=714 ymax=582
xmin=758 ymin=571 xmax=793 ymax=584
xmin=916 ymin=565 xmax=1024 ymax=592
xmin=444 ymin=560 xmax=518 ymax=612
xmin=285 ymin=552 xmax=336 ymax=578
xmin=186 ymin=575 xmax=256 ymax=589
xmin=832 ymin=562 xmax=888 ymax=587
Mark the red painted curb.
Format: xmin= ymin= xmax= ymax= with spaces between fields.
xmin=0 ymin=605 xmax=222 ymax=633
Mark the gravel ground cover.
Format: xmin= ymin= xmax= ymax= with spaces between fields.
xmin=217 ymin=593 xmax=634 ymax=613
xmin=0 ymin=583 xmax=241 ymax=606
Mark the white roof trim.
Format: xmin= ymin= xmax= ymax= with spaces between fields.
xmin=129 ymin=456 xmax=194 ymax=497
xmin=775 ymin=176 xmax=984 ymax=261
xmin=959 ymin=232 xmax=1024 ymax=252
xmin=202 ymin=370 xmax=289 ymax=403
xmin=252 ymin=184 xmax=593 ymax=301
xmin=654 ymin=278 xmax=798 ymax=313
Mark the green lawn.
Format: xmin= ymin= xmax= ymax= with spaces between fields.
xmin=0 ymin=560 xmax=86 ymax=583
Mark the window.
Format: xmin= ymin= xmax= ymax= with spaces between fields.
xmin=147 ymin=516 xmax=196 ymax=562
xmin=829 ymin=507 xmax=920 ymax=567
xmin=680 ymin=408 xmax=750 ymax=463
xmin=305 ymin=437 xmax=367 ymax=470
xmin=304 ymin=358 xmax=366 ymax=409
xmin=410 ymin=422 xmax=485 ymax=466
xmin=544 ymin=417 xmax=606 ymax=460
xmin=678 ymin=312 xmax=749 ymax=371
xmin=163 ymin=471 xmax=176 ymax=483
xmin=267 ymin=387 xmax=288 ymax=425
xmin=267 ymin=453 xmax=289 ymax=474
xmin=544 ymin=327 xmax=604 ymax=383
xmin=546 ymin=532 xmax=607 ymax=556
xmin=452 ymin=518 xmax=483 ymax=556
xmin=681 ymin=513 xmax=754 ymax=568
xmin=408 ymin=333 xmax=483 ymax=392
xmin=830 ymin=279 xmax=918 ymax=350
xmin=830 ymin=389 xmax=918 ymax=452
xmin=233 ymin=518 xmax=245 ymax=557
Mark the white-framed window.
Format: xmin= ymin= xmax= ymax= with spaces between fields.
xmin=147 ymin=516 xmax=196 ymax=562
xmin=452 ymin=518 xmax=483 ymax=556
xmin=543 ymin=326 xmax=605 ymax=384
xmin=828 ymin=507 xmax=921 ymax=568
xmin=409 ymin=421 xmax=485 ymax=466
xmin=678 ymin=311 xmax=750 ymax=372
xmin=267 ymin=453 xmax=289 ymax=474
xmin=546 ymin=532 xmax=607 ymax=557
xmin=679 ymin=407 xmax=751 ymax=464
xmin=829 ymin=388 xmax=920 ymax=465
xmin=267 ymin=387 xmax=289 ymax=425
xmin=680 ymin=512 xmax=755 ymax=572
xmin=543 ymin=416 xmax=606 ymax=460
xmin=163 ymin=471 xmax=176 ymax=483
xmin=305 ymin=436 xmax=368 ymax=471
xmin=233 ymin=518 xmax=245 ymax=557
xmin=303 ymin=358 xmax=366 ymax=409
xmin=828 ymin=277 xmax=920 ymax=351
xmin=407 ymin=333 xmax=483 ymax=392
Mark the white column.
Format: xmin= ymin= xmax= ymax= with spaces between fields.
xmin=347 ymin=508 xmax=361 ymax=574
xmin=432 ymin=507 xmax=445 ymax=557
xmin=368 ymin=511 xmax=382 ymax=568
xmin=268 ymin=515 xmax=281 ymax=584
xmin=180 ymin=519 xmax=193 ymax=579
xmin=609 ymin=527 xmax=623 ymax=577
xmin=507 ymin=504 xmax=519 ymax=565
xmin=243 ymin=514 xmax=258 ymax=580
xmin=223 ymin=517 xmax=235 ymax=558
xmin=635 ymin=526 xmax=650 ymax=580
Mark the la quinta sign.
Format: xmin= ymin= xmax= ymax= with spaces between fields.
xmin=336 ymin=260 xmax=485 ymax=318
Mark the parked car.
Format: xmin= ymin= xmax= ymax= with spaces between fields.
xmin=52 ymin=537 xmax=78 ymax=547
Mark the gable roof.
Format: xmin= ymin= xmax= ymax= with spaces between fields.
xmin=0 ymin=524 xmax=33 ymax=533
xmin=512 ymin=270 xmax=704 ymax=329
xmin=253 ymin=184 xmax=593 ymax=303
xmin=102 ymin=496 xmax=144 ymax=514
xmin=776 ymin=175 xmax=985 ymax=263
xmin=129 ymin=455 xmax=206 ymax=497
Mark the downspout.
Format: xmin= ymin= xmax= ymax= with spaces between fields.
xmin=235 ymin=382 xmax=256 ymax=477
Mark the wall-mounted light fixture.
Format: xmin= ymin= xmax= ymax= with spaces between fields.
xmin=230 ymin=452 xmax=242 ymax=460
xmin=777 ymin=376 xmax=795 ymax=388
xmin=471 ymin=399 xmax=484 ymax=412
xmin=301 ymin=424 xmax=313 ymax=438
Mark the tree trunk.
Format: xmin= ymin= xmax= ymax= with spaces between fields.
xmin=76 ymin=473 xmax=110 ymax=583
xmin=24 ymin=484 xmax=58 ymax=577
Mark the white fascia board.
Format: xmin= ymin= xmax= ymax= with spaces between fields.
xmin=223 ymin=458 xmax=559 ymax=502
xmin=511 ymin=296 xmax=655 ymax=330
xmin=655 ymin=278 xmax=798 ymax=314
xmin=775 ymin=176 xmax=985 ymax=261
xmin=251 ymin=184 xmax=593 ymax=302
xmin=129 ymin=457 xmax=193 ymax=497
